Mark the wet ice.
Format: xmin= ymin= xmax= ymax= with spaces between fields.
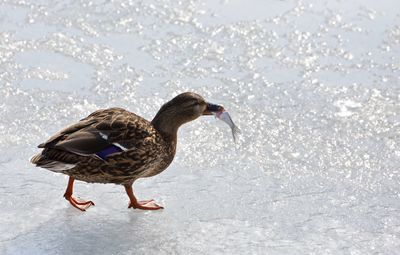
xmin=0 ymin=0 xmax=399 ymax=254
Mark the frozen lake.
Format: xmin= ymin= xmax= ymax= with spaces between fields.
xmin=0 ymin=0 xmax=399 ymax=254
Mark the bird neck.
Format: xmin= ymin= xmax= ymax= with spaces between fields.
xmin=151 ymin=111 xmax=181 ymax=143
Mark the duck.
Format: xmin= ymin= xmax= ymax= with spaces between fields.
xmin=30 ymin=92 xmax=224 ymax=211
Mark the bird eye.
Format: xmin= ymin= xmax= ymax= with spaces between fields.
xmin=188 ymin=101 xmax=199 ymax=107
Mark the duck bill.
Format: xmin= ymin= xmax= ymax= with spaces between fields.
xmin=203 ymin=103 xmax=224 ymax=115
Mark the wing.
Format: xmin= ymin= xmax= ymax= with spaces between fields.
xmin=39 ymin=108 xmax=155 ymax=157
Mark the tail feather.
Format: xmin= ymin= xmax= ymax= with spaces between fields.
xmin=30 ymin=151 xmax=76 ymax=173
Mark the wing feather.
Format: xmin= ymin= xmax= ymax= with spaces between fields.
xmin=38 ymin=108 xmax=155 ymax=157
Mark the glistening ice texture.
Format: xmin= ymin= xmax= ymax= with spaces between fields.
xmin=0 ymin=0 xmax=399 ymax=254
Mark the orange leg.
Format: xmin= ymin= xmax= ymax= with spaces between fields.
xmin=63 ymin=177 xmax=95 ymax=211
xmin=124 ymin=185 xmax=163 ymax=210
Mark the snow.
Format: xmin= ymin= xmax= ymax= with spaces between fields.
xmin=1 ymin=0 xmax=399 ymax=254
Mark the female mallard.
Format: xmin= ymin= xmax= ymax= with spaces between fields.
xmin=31 ymin=92 xmax=224 ymax=211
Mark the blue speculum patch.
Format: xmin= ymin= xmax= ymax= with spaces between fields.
xmin=96 ymin=145 xmax=123 ymax=160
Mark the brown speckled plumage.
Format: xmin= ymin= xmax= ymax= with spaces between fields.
xmin=33 ymin=107 xmax=175 ymax=185
xmin=30 ymin=92 xmax=224 ymax=211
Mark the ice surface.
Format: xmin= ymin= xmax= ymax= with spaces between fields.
xmin=1 ymin=0 xmax=399 ymax=254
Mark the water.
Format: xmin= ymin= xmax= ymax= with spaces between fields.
xmin=0 ymin=0 xmax=399 ymax=254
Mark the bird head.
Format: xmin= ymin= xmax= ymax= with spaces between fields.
xmin=151 ymin=92 xmax=224 ymax=135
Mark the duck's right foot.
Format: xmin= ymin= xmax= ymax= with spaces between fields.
xmin=124 ymin=185 xmax=164 ymax=211
xmin=128 ymin=199 xmax=164 ymax=210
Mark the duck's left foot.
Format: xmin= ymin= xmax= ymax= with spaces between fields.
xmin=65 ymin=195 xmax=95 ymax=211
xmin=63 ymin=176 xmax=95 ymax=212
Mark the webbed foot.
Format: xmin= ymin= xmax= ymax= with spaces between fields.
xmin=128 ymin=199 xmax=163 ymax=210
